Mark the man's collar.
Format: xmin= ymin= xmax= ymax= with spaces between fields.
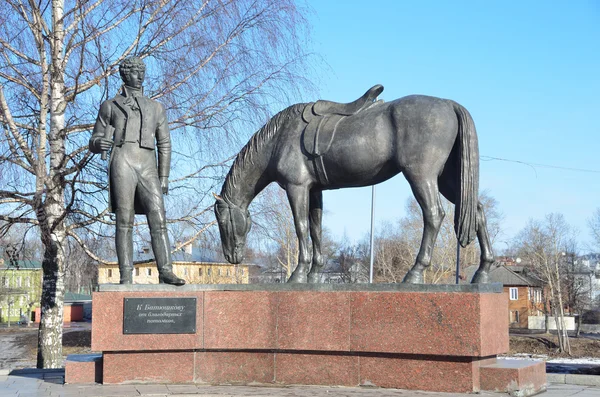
xmin=122 ymin=85 xmax=144 ymax=98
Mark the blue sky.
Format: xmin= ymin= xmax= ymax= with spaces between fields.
xmin=301 ymin=1 xmax=600 ymax=250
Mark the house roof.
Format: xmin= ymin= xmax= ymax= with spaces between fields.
xmin=488 ymin=265 xmax=543 ymax=287
xmin=0 ymin=259 xmax=42 ymax=270
xmin=64 ymin=292 xmax=92 ymax=302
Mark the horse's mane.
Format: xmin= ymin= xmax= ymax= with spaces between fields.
xmin=221 ymin=103 xmax=307 ymax=203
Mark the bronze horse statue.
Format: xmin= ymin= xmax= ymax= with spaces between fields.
xmin=214 ymin=85 xmax=495 ymax=283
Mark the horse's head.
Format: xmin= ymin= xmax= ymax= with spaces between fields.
xmin=214 ymin=194 xmax=251 ymax=264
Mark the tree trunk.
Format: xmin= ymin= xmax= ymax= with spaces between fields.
xmin=36 ymin=0 xmax=68 ymax=369
xmin=37 ymin=230 xmax=66 ymax=368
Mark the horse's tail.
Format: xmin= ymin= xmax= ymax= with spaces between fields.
xmin=452 ymin=101 xmax=479 ymax=247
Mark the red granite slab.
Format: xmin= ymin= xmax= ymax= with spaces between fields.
xmin=103 ymin=351 xmax=194 ymax=384
xmin=350 ymin=292 xmax=504 ymax=356
xmin=275 ymin=353 xmax=359 ymax=386
xmin=204 ymin=291 xmax=277 ymax=349
xmin=65 ymin=356 xmax=102 ymax=384
xmin=277 ymin=292 xmax=350 ymax=351
xmin=479 ymin=292 xmax=509 ymax=356
xmin=359 ymin=355 xmax=478 ymax=392
xmin=195 ymin=351 xmax=274 ymax=384
xmin=91 ymin=291 xmax=203 ymax=352
xmin=480 ymin=358 xmax=546 ymax=394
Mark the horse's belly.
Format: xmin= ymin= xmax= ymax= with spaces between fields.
xmin=320 ymin=130 xmax=398 ymax=189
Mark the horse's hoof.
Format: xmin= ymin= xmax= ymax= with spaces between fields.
xmin=307 ymin=272 xmax=321 ymax=283
xmin=287 ymin=271 xmax=307 ymax=283
xmin=471 ymin=270 xmax=489 ymax=284
xmin=402 ymin=270 xmax=423 ymax=284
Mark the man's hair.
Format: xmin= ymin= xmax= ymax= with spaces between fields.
xmin=119 ymin=57 xmax=146 ymax=80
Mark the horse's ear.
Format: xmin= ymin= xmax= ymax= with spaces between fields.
xmin=213 ymin=192 xmax=224 ymax=202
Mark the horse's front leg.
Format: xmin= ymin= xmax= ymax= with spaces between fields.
xmin=471 ymin=201 xmax=495 ymax=283
xmin=307 ymin=190 xmax=323 ymax=283
xmin=403 ymin=178 xmax=445 ymax=284
xmin=286 ymin=184 xmax=311 ymax=283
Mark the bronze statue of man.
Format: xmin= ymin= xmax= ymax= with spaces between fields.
xmin=89 ymin=56 xmax=185 ymax=286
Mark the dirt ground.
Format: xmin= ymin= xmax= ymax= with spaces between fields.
xmin=0 ymin=324 xmax=91 ymax=370
xmin=509 ymin=334 xmax=600 ymax=358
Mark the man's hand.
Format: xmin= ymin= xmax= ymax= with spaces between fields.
xmin=160 ymin=177 xmax=169 ymax=195
xmin=94 ymin=137 xmax=113 ymax=151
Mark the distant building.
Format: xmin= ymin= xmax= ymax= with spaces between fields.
xmin=97 ymin=261 xmax=250 ymax=284
xmin=0 ymin=258 xmax=42 ymax=323
xmin=571 ymin=254 xmax=600 ymax=308
xmin=97 ymin=243 xmax=251 ymax=284
xmin=462 ymin=264 xmax=547 ymax=329
xmin=487 ymin=265 xmax=547 ymax=329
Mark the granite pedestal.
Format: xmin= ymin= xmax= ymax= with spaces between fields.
xmin=67 ymin=283 xmax=546 ymax=394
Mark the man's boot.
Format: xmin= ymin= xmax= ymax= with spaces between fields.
xmin=151 ymin=228 xmax=185 ymax=286
xmin=116 ymin=226 xmax=134 ymax=284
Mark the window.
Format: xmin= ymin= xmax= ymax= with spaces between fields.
xmin=226 ymin=269 xmax=230 ymax=276
xmin=17 ymin=277 xmax=22 ymax=287
xmin=146 ymin=268 xmax=152 ymax=276
xmin=199 ymin=268 xmax=203 ymax=276
xmin=184 ymin=268 xmax=188 ymax=276
xmin=510 ymin=310 xmax=520 ymax=323
xmin=207 ymin=268 xmax=212 ymax=276
xmin=26 ymin=277 xmax=30 ymax=287
xmin=135 ymin=268 xmax=140 ymax=276
xmin=509 ymin=287 xmax=518 ymax=300
xmin=107 ymin=269 xmax=113 ymax=278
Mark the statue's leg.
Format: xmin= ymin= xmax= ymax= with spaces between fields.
xmin=471 ymin=202 xmax=495 ymax=284
xmin=111 ymin=147 xmax=136 ymax=284
xmin=115 ymin=208 xmax=134 ymax=284
xmin=139 ymin=167 xmax=185 ymax=286
xmin=286 ymin=184 xmax=311 ymax=283
xmin=438 ymin=168 xmax=495 ymax=284
xmin=402 ymin=177 xmax=445 ymax=284
xmin=307 ymin=189 xmax=323 ymax=283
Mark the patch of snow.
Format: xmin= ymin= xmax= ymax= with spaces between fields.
xmin=500 ymin=354 xmax=600 ymax=365
xmin=547 ymin=357 xmax=600 ymax=365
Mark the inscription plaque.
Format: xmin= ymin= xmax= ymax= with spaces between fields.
xmin=123 ymin=297 xmax=196 ymax=334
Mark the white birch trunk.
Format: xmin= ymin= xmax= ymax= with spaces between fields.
xmin=37 ymin=0 xmax=68 ymax=369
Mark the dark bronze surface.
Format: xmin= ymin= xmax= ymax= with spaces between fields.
xmin=89 ymin=57 xmax=184 ymax=286
xmin=215 ymin=87 xmax=495 ymax=284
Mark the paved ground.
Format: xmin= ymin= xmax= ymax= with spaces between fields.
xmin=1 ymin=370 xmax=599 ymax=397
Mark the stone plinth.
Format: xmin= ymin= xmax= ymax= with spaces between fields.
xmin=65 ymin=354 xmax=102 ymax=384
xmin=75 ymin=283 xmax=545 ymax=394
xmin=480 ymin=358 xmax=547 ymax=394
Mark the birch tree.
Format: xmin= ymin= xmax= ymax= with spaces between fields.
xmin=516 ymin=214 xmax=573 ymax=354
xmin=0 ymin=0 xmax=312 ymax=368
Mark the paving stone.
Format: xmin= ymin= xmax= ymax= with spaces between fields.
xmin=165 ymin=384 xmax=200 ymax=394
xmin=135 ymin=384 xmax=170 ymax=395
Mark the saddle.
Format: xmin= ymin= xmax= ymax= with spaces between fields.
xmin=302 ymin=84 xmax=384 ymax=157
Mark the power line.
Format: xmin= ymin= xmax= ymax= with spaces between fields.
xmin=480 ymin=156 xmax=600 ymax=174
